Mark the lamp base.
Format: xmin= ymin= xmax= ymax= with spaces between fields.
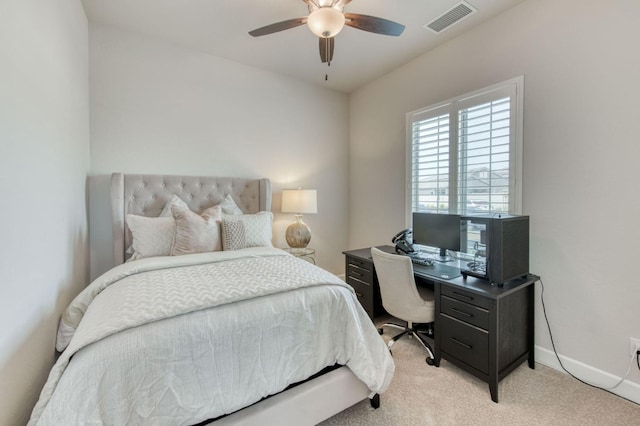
xmin=286 ymin=215 xmax=311 ymax=248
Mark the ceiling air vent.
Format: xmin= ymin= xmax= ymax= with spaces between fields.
xmin=424 ymin=1 xmax=478 ymax=34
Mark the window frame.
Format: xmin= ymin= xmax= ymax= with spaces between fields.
xmin=405 ymin=76 xmax=524 ymax=226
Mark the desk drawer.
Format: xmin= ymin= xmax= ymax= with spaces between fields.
xmin=441 ymin=285 xmax=490 ymax=310
xmin=347 ymin=256 xmax=372 ymax=270
xmin=441 ymin=295 xmax=489 ymax=330
xmin=346 ymin=276 xmax=373 ymax=314
xmin=440 ymin=314 xmax=488 ymax=374
xmin=347 ymin=264 xmax=373 ymax=285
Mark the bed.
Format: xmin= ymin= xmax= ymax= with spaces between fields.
xmin=29 ymin=173 xmax=394 ymax=425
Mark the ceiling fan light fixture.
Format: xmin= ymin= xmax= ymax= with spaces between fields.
xmin=307 ymin=7 xmax=345 ymax=38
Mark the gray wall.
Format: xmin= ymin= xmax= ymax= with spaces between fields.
xmin=349 ymin=0 xmax=640 ymax=401
xmin=0 ymin=1 xmax=90 ymax=424
xmin=88 ymin=23 xmax=350 ymax=278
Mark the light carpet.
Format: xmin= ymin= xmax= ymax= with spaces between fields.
xmin=320 ymin=324 xmax=640 ymax=425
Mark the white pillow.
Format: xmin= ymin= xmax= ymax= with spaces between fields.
xmin=160 ymin=194 xmax=189 ymax=216
xmin=126 ymin=215 xmax=175 ymax=259
xmin=221 ymin=212 xmax=273 ymax=251
xmin=219 ymin=194 xmax=244 ymax=215
xmin=126 ymin=194 xmax=241 ymax=259
xmin=171 ymin=204 xmax=223 ymax=256
xmin=126 ymin=195 xmax=188 ymax=260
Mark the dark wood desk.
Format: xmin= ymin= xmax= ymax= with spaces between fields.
xmin=343 ymin=245 xmax=539 ymax=403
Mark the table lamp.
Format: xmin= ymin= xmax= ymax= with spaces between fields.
xmin=281 ymin=189 xmax=317 ymax=248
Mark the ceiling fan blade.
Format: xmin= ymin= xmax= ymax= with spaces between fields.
xmin=319 ymin=37 xmax=335 ymax=63
xmin=249 ymin=18 xmax=307 ymax=37
xmin=344 ymin=13 xmax=405 ymax=36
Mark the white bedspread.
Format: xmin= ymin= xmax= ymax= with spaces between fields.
xmin=29 ymin=247 xmax=394 ymax=425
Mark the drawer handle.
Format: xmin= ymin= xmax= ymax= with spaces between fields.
xmin=355 ymin=291 xmax=363 ymax=298
xmin=452 ymin=291 xmax=473 ymax=301
xmin=451 ymin=337 xmax=473 ymax=350
xmin=451 ymin=307 xmax=473 ymax=318
xmin=351 ymin=271 xmax=363 ymax=277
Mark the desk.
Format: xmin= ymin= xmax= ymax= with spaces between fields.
xmin=343 ymin=245 xmax=539 ymax=403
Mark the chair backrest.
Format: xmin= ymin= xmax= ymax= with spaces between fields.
xmin=371 ymin=247 xmax=431 ymax=320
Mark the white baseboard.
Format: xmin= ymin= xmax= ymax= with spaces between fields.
xmin=336 ymin=273 xmax=346 ymax=280
xmin=535 ymin=345 xmax=640 ymax=404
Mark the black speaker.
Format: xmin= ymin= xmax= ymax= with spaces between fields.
xmin=462 ymin=215 xmax=529 ymax=285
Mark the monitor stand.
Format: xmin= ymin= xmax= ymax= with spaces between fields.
xmin=434 ymin=248 xmax=454 ymax=263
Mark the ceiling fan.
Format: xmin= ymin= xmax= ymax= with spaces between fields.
xmin=249 ymin=0 xmax=405 ymax=65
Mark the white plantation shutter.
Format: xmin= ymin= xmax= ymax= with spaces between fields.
xmin=410 ymin=105 xmax=451 ymax=213
xmin=406 ymin=77 xmax=522 ymax=222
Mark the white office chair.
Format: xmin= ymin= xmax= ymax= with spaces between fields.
xmin=370 ymin=247 xmax=436 ymax=365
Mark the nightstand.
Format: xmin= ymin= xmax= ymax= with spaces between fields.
xmin=283 ymin=247 xmax=316 ymax=264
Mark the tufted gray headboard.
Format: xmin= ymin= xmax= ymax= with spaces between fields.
xmin=110 ymin=173 xmax=272 ymax=265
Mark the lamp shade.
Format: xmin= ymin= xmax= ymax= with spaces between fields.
xmin=307 ymin=7 xmax=345 ymax=38
xmin=281 ymin=189 xmax=317 ymax=214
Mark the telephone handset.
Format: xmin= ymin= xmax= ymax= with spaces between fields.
xmin=392 ymin=228 xmax=415 ymax=254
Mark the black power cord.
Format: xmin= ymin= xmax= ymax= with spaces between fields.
xmin=540 ymin=278 xmax=639 ymax=404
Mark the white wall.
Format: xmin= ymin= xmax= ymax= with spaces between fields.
xmin=0 ymin=1 xmax=89 ymax=424
xmin=350 ymin=0 xmax=640 ymax=401
xmin=88 ymin=23 xmax=350 ymax=279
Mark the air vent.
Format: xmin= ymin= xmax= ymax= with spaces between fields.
xmin=424 ymin=1 xmax=477 ymax=33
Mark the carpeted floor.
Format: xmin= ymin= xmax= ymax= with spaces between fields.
xmin=320 ymin=321 xmax=640 ymax=426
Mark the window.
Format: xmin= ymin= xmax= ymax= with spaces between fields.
xmin=406 ymin=77 xmax=523 ymax=222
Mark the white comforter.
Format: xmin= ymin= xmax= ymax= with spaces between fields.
xmin=29 ymin=247 xmax=394 ymax=425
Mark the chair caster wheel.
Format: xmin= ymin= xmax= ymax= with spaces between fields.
xmin=378 ymin=328 xmax=383 ymax=335
xmin=426 ymin=357 xmax=435 ymax=366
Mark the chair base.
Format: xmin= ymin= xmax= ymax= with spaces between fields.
xmin=378 ymin=322 xmax=437 ymax=366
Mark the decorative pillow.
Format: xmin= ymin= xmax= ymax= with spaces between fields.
xmin=171 ymin=204 xmax=223 ymax=256
xmin=221 ymin=218 xmax=247 ymax=251
xmin=219 ymin=194 xmax=244 ymax=215
xmin=221 ymin=211 xmax=273 ymax=251
xmin=160 ymin=194 xmax=189 ymax=217
xmin=125 ymin=195 xmax=188 ymax=259
xmin=126 ymin=215 xmax=175 ymax=259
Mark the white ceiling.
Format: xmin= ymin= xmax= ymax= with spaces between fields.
xmin=81 ymin=0 xmax=525 ymax=93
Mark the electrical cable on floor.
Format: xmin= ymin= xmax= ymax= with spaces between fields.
xmin=540 ymin=278 xmax=639 ymax=404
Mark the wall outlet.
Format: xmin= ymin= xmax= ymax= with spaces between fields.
xmin=629 ymin=337 xmax=640 ymax=356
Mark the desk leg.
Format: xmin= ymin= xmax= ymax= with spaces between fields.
xmin=489 ymin=381 xmax=499 ymax=403
xmin=527 ymin=283 xmax=535 ymax=369
xmin=489 ymin=299 xmax=499 ymax=403
xmin=433 ymin=283 xmax=441 ymax=367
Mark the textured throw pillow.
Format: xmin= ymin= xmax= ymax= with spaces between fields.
xmin=221 ymin=217 xmax=247 ymax=251
xmin=243 ymin=211 xmax=274 ymax=247
xmin=219 ymin=194 xmax=244 ymax=215
xmin=126 ymin=215 xmax=176 ymax=259
xmin=171 ymin=204 xmax=223 ymax=256
xmin=221 ymin=211 xmax=273 ymax=251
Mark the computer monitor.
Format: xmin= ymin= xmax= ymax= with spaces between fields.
xmin=412 ymin=212 xmax=462 ymax=262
